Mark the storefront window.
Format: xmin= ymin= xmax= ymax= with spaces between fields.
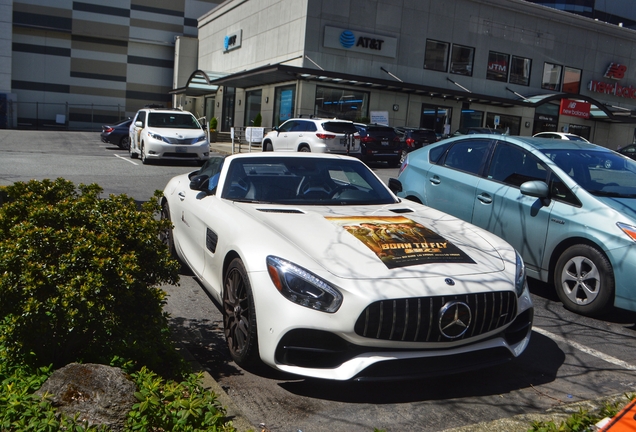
xmin=485 ymin=112 xmax=521 ymax=135
xmin=420 ymin=104 xmax=452 ymax=137
xmin=314 ymin=86 xmax=369 ymax=121
xmin=542 ymin=63 xmax=563 ymax=91
xmin=568 ymin=124 xmax=590 ymax=140
xmin=487 ymin=51 xmax=509 ymax=82
xmin=450 ymin=44 xmax=474 ymax=76
xmin=273 ymin=85 xmax=296 ymax=126
xmin=424 ymin=39 xmax=449 ymax=72
xmin=221 ymin=87 xmax=235 ymax=131
xmin=244 ymin=89 xmax=262 ymax=126
xmin=458 ymin=107 xmax=483 ymax=133
xmin=562 ymin=67 xmax=582 ymax=94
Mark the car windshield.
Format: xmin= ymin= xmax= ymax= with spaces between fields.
xmin=221 ymin=156 xmax=398 ymax=205
xmin=543 ymin=149 xmax=636 ymax=198
xmin=147 ymin=113 xmax=201 ymax=129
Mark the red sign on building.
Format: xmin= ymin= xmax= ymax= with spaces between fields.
xmin=559 ymin=99 xmax=591 ymax=119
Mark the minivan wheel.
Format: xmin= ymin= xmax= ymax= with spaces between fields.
xmin=298 ymin=145 xmax=311 ymax=152
xmin=264 ymin=141 xmax=273 ymax=152
xmin=129 ymin=138 xmax=138 ymax=158
xmin=554 ymin=244 xmax=614 ymax=316
xmin=141 ymin=143 xmax=149 ymax=164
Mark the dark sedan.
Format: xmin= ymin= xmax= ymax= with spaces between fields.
xmin=618 ymin=144 xmax=636 ymax=161
xmin=101 ymin=118 xmax=132 ymax=149
xmin=354 ymin=123 xmax=402 ymax=166
xmin=395 ymin=127 xmax=438 ymax=164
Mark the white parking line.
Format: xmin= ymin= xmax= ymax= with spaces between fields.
xmin=534 ymin=326 xmax=636 ymax=371
xmin=114 ymin=154 xmax=138 ymax=165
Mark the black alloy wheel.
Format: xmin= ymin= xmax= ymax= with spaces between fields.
xmin=159 ymin=201 xmax=176 ymax=258
xmin=223 ymin=258 xmax=260 ymax=367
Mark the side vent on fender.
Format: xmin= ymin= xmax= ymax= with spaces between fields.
xmin=206 ymin=228 xmax=218 ymax=253
xmin=389 ymin=208 xmax=414 ymax=214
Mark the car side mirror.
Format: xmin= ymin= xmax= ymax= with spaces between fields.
xmin=190 ymin=174 xmax=210 ymax=192
xmin=135 ymin=121 xmax=143 ymax=128
xmin=388 ymin=178 xmax=403 ymax=194
xmin=520 ymin=180 xmax=550 ymax=206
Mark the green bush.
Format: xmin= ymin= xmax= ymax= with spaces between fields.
xmin=0 ymin=179 xmax=183 ymax=376
xmin=209 ymin=117 xmax=218 ymax=131
xmin=253 ymin=113 xmax=262 ymax=127
xmin=0 ymin=362 xmax=237 ymax=431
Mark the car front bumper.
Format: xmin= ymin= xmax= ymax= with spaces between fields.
xmin=249 ymin=271 xmax=534 ymax=380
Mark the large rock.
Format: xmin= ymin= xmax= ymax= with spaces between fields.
xmin=35 ymin=363 xmax=137 ymax=431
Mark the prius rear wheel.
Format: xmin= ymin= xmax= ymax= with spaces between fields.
xmin=223 ymin=258 xmax=260 ymax=368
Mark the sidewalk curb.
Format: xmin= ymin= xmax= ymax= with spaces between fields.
xmin=178 ymin=344 xmax=255 ymax=431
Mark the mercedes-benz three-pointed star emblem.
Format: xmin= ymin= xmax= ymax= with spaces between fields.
xmin=438 ymin=301 xmax=472 ymax=339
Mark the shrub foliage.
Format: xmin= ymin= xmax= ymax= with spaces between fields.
xmin=0 ymin=179 xmax=181 ymax=374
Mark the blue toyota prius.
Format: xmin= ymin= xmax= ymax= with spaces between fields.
xmin=390 ymin=134 xmax=636 ymax=317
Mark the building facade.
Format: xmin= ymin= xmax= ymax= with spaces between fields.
xmin=175 ymin=0 xmax=636 ymax=148
xmin=2 ymin=0 xmax=219 ymax=129
xmin=526 ymin=0 xmax=636 ymax=30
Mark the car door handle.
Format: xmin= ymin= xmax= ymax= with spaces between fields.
xmin=477 ymin=193 xmax=493 ymax=204
xmin=178 ymin=191 xmax=186 ymax=201
xmin=429 ymin=176 xmax=441 ymax=185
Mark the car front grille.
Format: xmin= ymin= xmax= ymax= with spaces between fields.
xmin=163 ymin=137 xmax=201 ymax=144
xmin=354 ymin=291 xmax=517 ymax=343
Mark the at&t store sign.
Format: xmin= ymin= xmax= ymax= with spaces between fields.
xmin=323 ymin=26 xmax=397 ymax=58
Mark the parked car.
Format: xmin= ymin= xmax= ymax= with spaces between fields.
xmin=617 ymin=144 xmax=636 ymax=161
xmin=533 ymin=132 xmax=590 ymax=142
xmin=261 ymin=117 xmax=359 ymax=154
xmin=129 ymin=108 xmax=210 ymax=165
xmin=390 ymin=135 xmax=636 ymax=317
xmin=354 ymin=123 xmax=402 ymax=166
xmin=395 ymin=127 xmax=438 ymax=164
xmin=160 ymin=152 xmax=533 ymax=380
xmin=100 ymin=118 xmax=132 ymax=149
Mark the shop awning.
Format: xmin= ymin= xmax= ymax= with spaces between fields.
xmin=170 ymin=70 xmax=227 ymax=97
xmin=520 ymin=93 xmax=636 ymax=122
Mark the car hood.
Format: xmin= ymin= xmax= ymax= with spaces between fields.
xmin=594 ymin=196 xmax=636 ymax=220
xmin=236 ymin=203 xmax=508 ymax=280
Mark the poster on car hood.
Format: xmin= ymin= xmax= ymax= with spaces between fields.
xmin=327 ymin=215 xmax=475 ymax=269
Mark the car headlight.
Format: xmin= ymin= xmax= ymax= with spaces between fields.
xmin=266 ymin=256 xmax=343 ymax=313
xmin=148 ymin=132 xmax=166 ymax=142
xmin=617 ymin=222 xmax=636 ymax=242
xmin=515 ymin=251 xmax=526 ymax=297
xmin=196 ymin=135 xmax=207 ymax=143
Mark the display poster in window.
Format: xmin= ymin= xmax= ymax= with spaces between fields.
xmin=280 ymin=90 xmax=293 ymax=122
xmin=326 ymin=215 xmax=475 ymax=269
xmin=370 ymin=111 xmax=389 ymax=125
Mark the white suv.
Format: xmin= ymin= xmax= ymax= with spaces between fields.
xmin=261 ymin=117 xmax=360 ymax=155
xmin=129 ymin=108 xmax=210 ymax=164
